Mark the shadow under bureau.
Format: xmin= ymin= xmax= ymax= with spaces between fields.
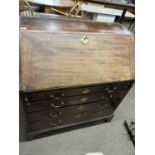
xmin=19 ymin=16 xmax=135 ymax=139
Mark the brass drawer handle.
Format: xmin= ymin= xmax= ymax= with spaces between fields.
xmin=82 ymin=88 xmax=90 ymax=94
xmin=61 ymin=93 xmax=65 ymax=97
xmin=24 ymin=97 xmax=31 ymax=106
xmin=49 ymin=120 xmax=62 ymax=126
xmin=81 ymin=97 xmax=88 ymax=102
xmin=50 ymin=101 xmax=64 ymax=108
xmin=113 ymin=86 xmax=117 ymax=90
xmin=110 ymin=94 xmax=113 ymax=98
xmin=105 ymin=87 xmax=113 ymax=93
xmin=49 ymin=111 xmax=62 ymax=118
xmin=50 ymin=93 xmax=65 ymax=98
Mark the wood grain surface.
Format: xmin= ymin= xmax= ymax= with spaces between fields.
xmin=20 ymin=17 xmax=134 ymax=91
xmin=20 ymin=16 xmax=131 ymax=34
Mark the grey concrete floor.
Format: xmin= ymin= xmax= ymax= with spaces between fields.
xmin=19 ymin=85 xmax=135 ymax=155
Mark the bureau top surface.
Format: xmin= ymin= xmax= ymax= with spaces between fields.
xmin=20 ymin=17 xmax=135 ymax=91
xmin=20 ymin=16 xmax=131 ymax=34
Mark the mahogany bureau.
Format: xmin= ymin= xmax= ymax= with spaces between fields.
xmin=19 ymin=16 xmax=135 ymax=139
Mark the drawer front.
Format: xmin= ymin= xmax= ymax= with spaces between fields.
xmin=25 ymin=93 xmax=110 ymax=112
xmin=27 ymin=100 xmax=114 ymax=122
xmin=29 ymin=106 xmax=113 ymax=132
xmin=23 ymin=81 xmax=133 ymax=102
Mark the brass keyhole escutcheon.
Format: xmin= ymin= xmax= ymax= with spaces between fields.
xmin=80 ymin=35 xmax=88 ymax=44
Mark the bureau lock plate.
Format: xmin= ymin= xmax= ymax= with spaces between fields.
xmin=80 ymin=35 xmax=88 ymax=44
